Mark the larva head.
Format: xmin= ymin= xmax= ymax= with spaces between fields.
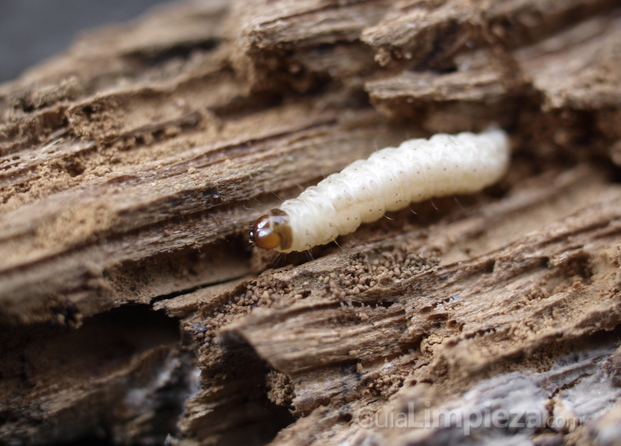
xmin=250 ymin=209 xmax=292 ymax=251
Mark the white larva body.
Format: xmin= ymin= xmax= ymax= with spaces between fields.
xmin=254 ymin=129 xmax=510 ymax=253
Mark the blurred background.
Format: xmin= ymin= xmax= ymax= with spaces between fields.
xmin=0 ymin=0 xmax=173 ymax=83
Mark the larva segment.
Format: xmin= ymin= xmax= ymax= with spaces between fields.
xmin=250 ymin=129 xmax=510 ymax=253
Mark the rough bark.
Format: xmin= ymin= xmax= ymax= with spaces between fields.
xmin=1 ymin=0 xmax=621 ymax=445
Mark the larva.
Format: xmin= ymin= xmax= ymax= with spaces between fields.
xmin=250 ymin=128 xmax=510 ymax=253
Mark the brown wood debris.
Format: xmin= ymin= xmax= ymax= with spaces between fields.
xmin=1 ymin=0 xmax=621 ymax=445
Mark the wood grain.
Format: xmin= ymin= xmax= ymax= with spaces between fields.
xmin=1 ymin=0 xmax=621 ymax=444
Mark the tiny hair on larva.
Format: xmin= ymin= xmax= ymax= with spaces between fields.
xmin=250 ymin=128 xmax=510 ymax=253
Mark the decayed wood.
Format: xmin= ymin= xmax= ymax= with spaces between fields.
xmin=2 ymin=0 xmax=621 ymax=445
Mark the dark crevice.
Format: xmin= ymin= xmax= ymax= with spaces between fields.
xmin=124 ymin=38 xmax=220 ymax=68
xmin=52 ymin=433 xmax=113 ymax=446
xmin=211 ymin=92 xmax=284 ymax=121
xmin=149 ymin=275 xmax=248 ymax=306
xmin=200 ymin=333 xmax=297 ymax=446
xmin=1 ymin=304 xmax=186 ymax=445
xmin=212 ymin=404 xmax=295 ymax=446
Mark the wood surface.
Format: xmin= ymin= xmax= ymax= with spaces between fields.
xmin=1 ymin=0 xmax=621 ymax=444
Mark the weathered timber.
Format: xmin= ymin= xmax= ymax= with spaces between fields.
xmin=1 ymin=0 xmax=621 ymax=445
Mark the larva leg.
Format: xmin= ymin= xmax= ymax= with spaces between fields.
xmin=250 ymin=128 xmax=510 ymax=253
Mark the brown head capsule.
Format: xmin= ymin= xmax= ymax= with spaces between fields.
xmin=249 ymin=209 xmax=293 ymax=251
